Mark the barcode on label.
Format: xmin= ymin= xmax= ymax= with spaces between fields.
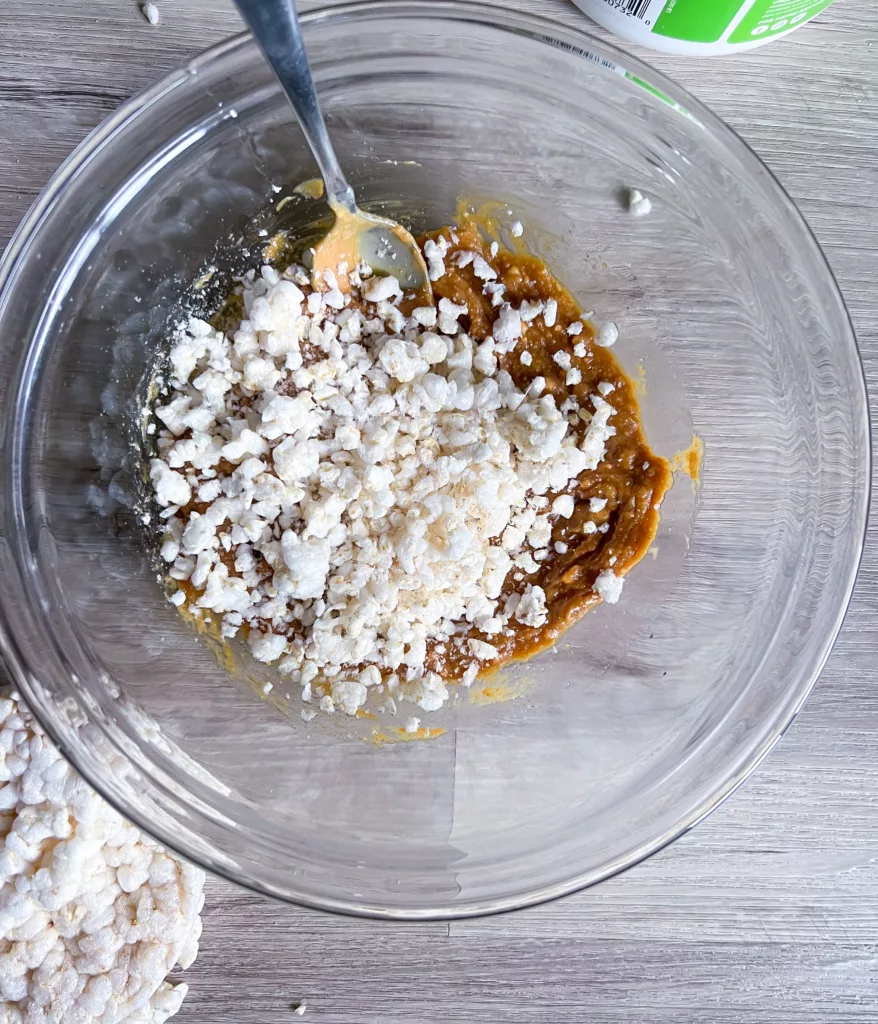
xmin=625 ymin=0 xmax=652 ymax=17
xmin=533 ymin=34 xmax=623 ymax=73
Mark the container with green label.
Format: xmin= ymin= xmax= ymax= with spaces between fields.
xmin=574 ymin=0 xmax=835 ymax=55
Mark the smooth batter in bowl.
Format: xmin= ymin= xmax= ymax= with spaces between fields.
xmin=0 ymin=2 xmax=868 ymax=918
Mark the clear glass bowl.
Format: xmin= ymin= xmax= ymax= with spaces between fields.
xmin=0 ymin=1 xmax=868 ymax=919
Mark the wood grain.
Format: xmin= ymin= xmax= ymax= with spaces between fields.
xmin=3 ymin=1 xmax=878 ymax=1021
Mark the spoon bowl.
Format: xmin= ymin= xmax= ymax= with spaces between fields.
xmin=235 ymin=0 xmax=433 ymax=303
xmin=312 ymin=201 xmax=432 ymax=302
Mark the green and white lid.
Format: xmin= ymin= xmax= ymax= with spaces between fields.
xmin=573 ymin=0 xmax=836 ymax=55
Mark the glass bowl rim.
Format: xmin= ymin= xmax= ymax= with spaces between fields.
xmin=0 ymin=0 xmax=870 ymax=920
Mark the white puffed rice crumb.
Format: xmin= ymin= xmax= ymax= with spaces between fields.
xmin=596 ymin=322 xmax=619 ymax=348
xmin=594 ymin=569 xmax=624 ymax=604
xmin=141 ymin=0 xmax=160 ymax=25
xmin=627 ymin=188 xmax=652 ymax=217
xmin=552 ymin=495 xmax=575 ymax=518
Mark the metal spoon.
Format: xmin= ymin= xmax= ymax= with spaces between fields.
xmin=234 ymin=0 xmax=432 ymax=304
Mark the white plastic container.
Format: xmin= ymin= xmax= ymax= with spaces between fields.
xmin=573 ymin=0 xmax=836 ymax=55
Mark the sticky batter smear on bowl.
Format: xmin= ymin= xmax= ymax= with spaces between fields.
xmin=147 ymin=217 xmax=671 ymax=719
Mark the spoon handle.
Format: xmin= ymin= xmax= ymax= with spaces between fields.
xmin=234 ymin=0 xmax=356 ymax=212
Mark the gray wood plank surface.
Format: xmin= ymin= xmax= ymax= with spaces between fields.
xmin=2 ymin=0 xmax=878 ymax=1021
